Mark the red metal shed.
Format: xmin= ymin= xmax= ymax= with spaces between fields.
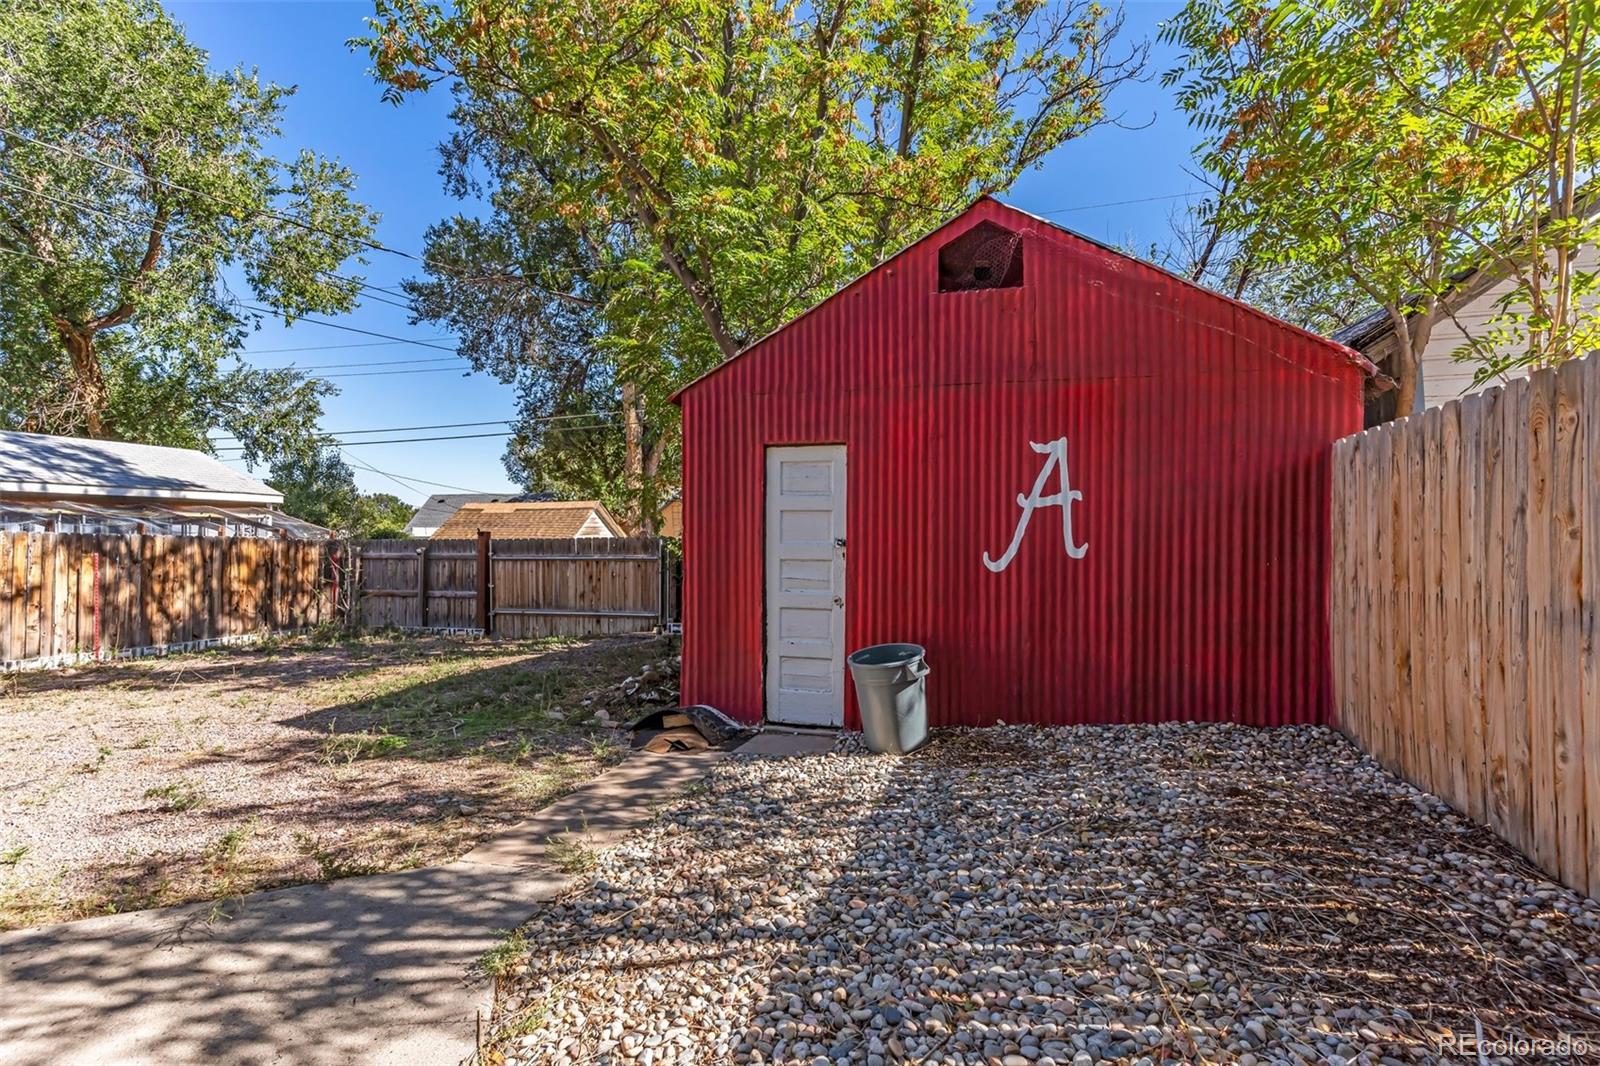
xmin=672 ymin=198 xmax=1374 ymax=730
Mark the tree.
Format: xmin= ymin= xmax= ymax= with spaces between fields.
xmin=1162 ymin=0 xmax=1600 ymax=414
xmin=398 ymin=211 xmax=641 ymax=516
xmin=0 ymin=0 xmax=378 ymax=464
xmin=270 ymin=449 xmax=414 ymax=538
xmin=363 ymin=0 xmax=1146 ymax=524
xmin=1141 ymin=189 xmax=1368 ymax=335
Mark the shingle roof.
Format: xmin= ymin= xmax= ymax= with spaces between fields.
xmin=0 ymin=430 xmax=281 ymax=505
xmin=431 ymin=500 xmax=625 ymax=539
xmin=403 ymin=492 xmax=536 ymax=535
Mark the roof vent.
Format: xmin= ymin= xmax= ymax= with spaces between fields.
xmin=938 ymin=221 xmax=1023 ymax=292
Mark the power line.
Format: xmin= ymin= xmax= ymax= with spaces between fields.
xmin=215 ymin=412 xmax=618 ymax=442
xmin=276 ymin=355 xmax=461 ymax=371
xmin=6 ymin=126 xmax=1211 ymax=272
xmin=234 ymin=305 xmax=460 ymax=352
xmin=0 ymin=169 xmax=424 ymax=313
xmin=215 ymin=418 xmax=619 ymax=452
xmin=316 ymin=365 xmax=472 ymax=379
xmin=245 ymin=338 xmax=452 ymax=355
xmin=0 ymin=244 xmax=458 ymax=365
xmin=339 ymin=448 xmax=496 ymax=496
xmin=0 ymin=124 xmax=425 ymax=265
xmin=1037 ymin=191 xmax=1200 ymax=216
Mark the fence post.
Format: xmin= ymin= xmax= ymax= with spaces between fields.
xmin=416 ymin=541 xmax=429 ymax=630
xmin=476 ymin=530 xmax=492 ymax=636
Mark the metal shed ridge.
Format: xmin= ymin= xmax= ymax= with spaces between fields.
xmin=671 ymin=195 xmax=1377 ymax=404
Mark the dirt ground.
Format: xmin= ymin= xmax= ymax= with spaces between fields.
xmin=0 ymin=632 xmax=674 ymax=930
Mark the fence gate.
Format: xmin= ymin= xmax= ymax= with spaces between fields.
xmin=353 ymin=535 xmax=663 ymax=637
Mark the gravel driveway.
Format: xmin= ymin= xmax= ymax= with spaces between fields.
xmin=490 ymin=724 xmax=1600 ymax=1065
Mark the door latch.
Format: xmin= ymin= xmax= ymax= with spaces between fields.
xmin=833 ymin=595 xmax=844 ymax=607
xmin=834 ymin=537 xmax=846 ymax=548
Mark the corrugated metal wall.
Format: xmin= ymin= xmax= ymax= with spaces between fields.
xmin=677 ymin=199 xmax=1370 ymax=729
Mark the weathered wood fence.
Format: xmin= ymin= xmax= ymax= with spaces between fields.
xmin=352 ymin=536 xmax=665 ymax=638
xmin=0 ymin=533 xmax=333 ymax=671
xmin=1332 ymin=353 xmax=1597 ymax=899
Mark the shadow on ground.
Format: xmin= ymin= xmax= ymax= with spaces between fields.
xmin=488 ymin=726 xmax=1600 ymax=1063
xmin=0 ymin=752 xmax=719 ymax=1066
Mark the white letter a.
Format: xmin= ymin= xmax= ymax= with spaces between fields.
xmin=981 ymin=437 xmax=1087 ymax=573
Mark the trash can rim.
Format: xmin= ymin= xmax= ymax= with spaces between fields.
xmin=847 ymin=643 xmax=926 ymax=669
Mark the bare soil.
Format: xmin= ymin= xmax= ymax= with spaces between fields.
xmin=0 ymin=632 xmax=671 ymax=930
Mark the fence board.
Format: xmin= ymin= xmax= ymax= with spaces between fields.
xmin=351 ymin=536 xmax=666 ymax=639
xmin=1552 ymin=360 xmax=1587 ymax=892
xmin=0 ymin=532 xmax=331 ymax=671
xmin=1526 ymin=371 xmax=1560 ymax=876
xmin=1585 ymin=354 xmax=1600 ymax=898
xmin=1333 ymin=352 xmax=1599 ymax=900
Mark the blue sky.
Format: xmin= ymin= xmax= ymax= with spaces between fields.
xmin=176 ymin=0 xmax=1200 ymax=505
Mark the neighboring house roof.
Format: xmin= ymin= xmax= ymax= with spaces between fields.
xmin=1335 ymin=192 xmax=1599 ymax=363
xmin=1331 ymin=305 xmax=1397 ymax=352
xmin=0 ymin=430 xmax=281 ymax=505
xmin=431 ymin=500 xmax=626 ymax=539
xmin=1335 ymin=236 xmax=1600 ymax=417
xmin=403 ymin=492 xmax=550 ymax=535
xmin=658 ymin=496 xmax=683 ymax=539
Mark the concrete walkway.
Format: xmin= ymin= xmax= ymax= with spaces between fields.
xmin=0 ymin=751 xmax=723 ymax=1066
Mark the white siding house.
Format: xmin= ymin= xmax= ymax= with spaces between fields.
xmin=1339 ymin=243 xmax=1599 ymax=421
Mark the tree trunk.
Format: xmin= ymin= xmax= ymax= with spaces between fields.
xmin=622 ymin=381 xmax=644 ymax=531
xmin=1390 ymin=313 xmax=1434 ymax=419
xmin=1392 ymin=347 xmax=1419 ymax=418
xmin=640 ymin=433 xmax=662 ymax=537
xmin=57 ymin=324 xmax=110 ymax=437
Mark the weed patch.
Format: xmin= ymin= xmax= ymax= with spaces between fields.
xmin=320 ymin=726 xmax=409 ymax=765
xmin=477 ymin=928 xmax=529 ymax=978
xmin=546 ymin=835 xmax=597 ymax=874
xmin=144 ymin=780 xmax=207 ymax=812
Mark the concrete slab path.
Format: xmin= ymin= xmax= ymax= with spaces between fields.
xmin=0 ymin=751 xmax=722 ymax=1066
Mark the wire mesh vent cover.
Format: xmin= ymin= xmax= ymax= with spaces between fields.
xmin=938 ymin=221 xmax=1024 ymax=291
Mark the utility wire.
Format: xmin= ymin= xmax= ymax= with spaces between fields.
xmin=5 ymin=125 xmax=1208 ymax=261
xmin=0 ymin=246 xmax=459 ymax=365
xmin=0 ymin=170 xmax=423 ymax=311
xmin=338 ymin=448 xmax=496 ymax=496
xmin=317 ymin=365 xmax=472 ymax=379
xmin=245 ymin=338 xmax=452 ymax=355
xmin=1037 ymin=191 xmax=1201 ymax=215
xmin=214 ymin=416 xmax=621 ymax=452
xmin=212 ymin=412 xmax=619 ymax=442
xmin=274 ymin=355 xmax=461 ymax=371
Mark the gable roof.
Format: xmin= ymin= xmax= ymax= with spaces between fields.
xmin=0 ymin=430 xmax=281 ymax=505
xmin=404 ymin=492 xmax=546 ymax=534
xmin=431 ymin=500 xmax=626 ymax=539
xmin=672 ymin=196 xmax=1376 ymax=403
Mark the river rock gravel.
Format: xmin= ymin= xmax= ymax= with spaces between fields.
xmin=490 ymin=724 xmax=1600 ymax=1065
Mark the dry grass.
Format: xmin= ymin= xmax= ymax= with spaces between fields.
xmin=0 ymin=632 xmax=662 ymax=930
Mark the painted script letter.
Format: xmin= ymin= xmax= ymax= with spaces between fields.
xmin=981 ymin=437 xmax=1087 ymax=573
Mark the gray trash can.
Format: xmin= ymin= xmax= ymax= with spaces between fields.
xmin=848 ymin=643 xmax=930 ymax=755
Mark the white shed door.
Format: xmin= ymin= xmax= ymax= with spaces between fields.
xmin=765 ymin=446 xmax=847 ymax=727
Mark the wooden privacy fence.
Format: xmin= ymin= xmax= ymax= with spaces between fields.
xmin=0 ymin=533 xmax=333 ymax=671
xmin=1332 ymin=353 xmax=1597 ymax=899
xmin=352 ymin=536 xmax=664 ymax=638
